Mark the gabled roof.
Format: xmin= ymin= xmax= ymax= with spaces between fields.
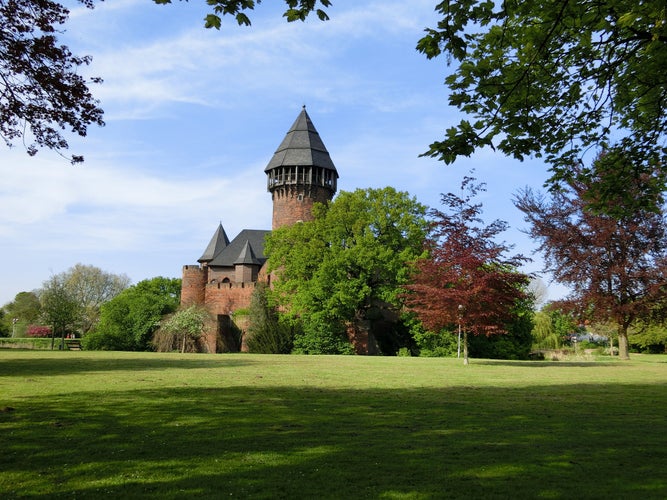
xmin=208 ymin=229 xmax=270 ymax=268
xmin=198 ymin=223 xmax=230 ymax=263
xmin=234 ymin=240 xmax=262 ymax=266
xmin=264 ymin=106 xmax=338 ymax=173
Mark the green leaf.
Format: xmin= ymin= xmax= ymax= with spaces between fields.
xmin=204 ymin=14 xmax=222 ymax=29
xmin=235 ymin=12 xmax=251 ymax=26
xmin=284 ymin=9 xmax=302 ymax=22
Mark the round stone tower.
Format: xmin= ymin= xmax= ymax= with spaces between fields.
xmin=265 ymin=107 xmax=339 ymax=229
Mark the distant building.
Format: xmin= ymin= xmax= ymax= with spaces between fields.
xmin=180 ymin=107 xmax=340 ymax=352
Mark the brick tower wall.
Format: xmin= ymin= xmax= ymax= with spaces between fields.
xmin=181 ymin=265 xmax=206 ymax=306
xmin=271 ymin=185 xmax=333 ymax=230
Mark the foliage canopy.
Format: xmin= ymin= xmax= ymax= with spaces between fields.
xmin=418 ymin=0 xmax=667 ymax=209
xmin=245 ymin=283 xmax=294 ymax=354
xmin=157 ymin=305 xmax=211 ymax=353
xmin=515 ymin=153 xmax=667 ymax=359
xmin=85 ymin=277 xmax=181 ymax=351
xmin=57 ymin=263 xmax=130 ymax=334
xmin=0 ymin=0 xmax=104 ymax=163
xmin=1 ymin=0 xmax=329 ymax=161
xmin=39 ymin=274 xmax=81 ymax=346
xmin=266 ymin=187 xmax=428 ymax=354
xmin=404 ymin=175 xmax=530 ymax=363
xmin=153 ymin=0 xmax=332 ymax=29
xmin=1 ymin=291 xmax=41 ymax=337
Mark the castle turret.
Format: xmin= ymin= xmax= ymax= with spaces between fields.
xmin=265 ymin=106 xmax=339 ymax=229
xmin=234 ymin=240 xmax=261 ymax=283
xmin=181 ymin=223 xmax=229 ymax=306
xmin=181 ymin=264 xmax=206 ymax=306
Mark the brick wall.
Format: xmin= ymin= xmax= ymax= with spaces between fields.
xmin=204 ymin=281 xmax=256 ymax=316
xmin=235 ymin=264 xmax=256 ymax=283
xmin=181 ymin=265 xmax=206 ymax=306
xmin=271 ymin=185 xmax=332 ymax=229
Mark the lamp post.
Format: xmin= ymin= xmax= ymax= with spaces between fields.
xmin=12 ymin=318 xmax=18 ymax=338
xmin=457 ymin=305 xmax=463 ymax=358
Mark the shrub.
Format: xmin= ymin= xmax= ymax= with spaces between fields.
xmin=245 ymin=284 xmax=294 ymax=354
xmin=412 ymin=328 xmax=458 ymax=357
xmin=83 ymin=328 xmax=135 ymax=351
xmin=0 ymin=338 xmax=52 ymax=349
xmin=292 ymin=316 xmax=354 ymax=355
xmin=154 ymin=305 xmax=212 ymax=353
xmin=26 ymin=325 xmax=52 ymax=338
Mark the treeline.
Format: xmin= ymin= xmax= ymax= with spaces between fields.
xmin=0 ymin=267 xmax=180 ymax=351
xmin=4 ymin=168 xmax=667 ymax=357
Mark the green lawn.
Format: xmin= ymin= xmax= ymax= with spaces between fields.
xmin=1 ymin=351 xmax=666 ymax=499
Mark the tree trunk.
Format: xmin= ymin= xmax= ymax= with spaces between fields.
xmin=618 ymin=325 xmax=630 ymax=360
xmin=463 ymin=330 xmax=469 ymax=365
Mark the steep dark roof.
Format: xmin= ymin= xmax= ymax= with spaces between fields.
xmin=264 ymin=107 xmax=338 ymax=173
xmin=234 ymin=240 xmax=262 ymax=266
xmin=208 ymin=229 xmax=270 ymax=268
xmin=198 ymin=223 xmax=230 ymax=263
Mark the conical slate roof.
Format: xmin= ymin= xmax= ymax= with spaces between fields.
xmin=264 ymin=107 xmax=338 ymax=173
xmin=198 ymin=223 xmax=230 ymax=263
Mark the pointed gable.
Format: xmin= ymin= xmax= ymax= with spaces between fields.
xmin=198 ymin=223 xmax=230 ymax=263
xmin=234 ymin=240 xmax=261 ymax=266
xmin=264 ymin=106 xmax=338 ymax=173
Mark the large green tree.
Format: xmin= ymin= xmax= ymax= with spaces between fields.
xmin=59 ymin=263 xmax=130 ymax=334
xmin=0 ymin=309 xmax=10 ymax=337
xmin=84 ymin=277 xmax=181 ymax=351
xmin=418 ymin=1 xmax=667 ymax=211
xmin=628 ymin=323 xmax=667 ymax=354
xmin=531 ymin=304 xmax=580 ymax=351
xmin=1 ymin=291 xmax=41 ymax=337
xmin=266 ymin=187 xmax=428 ymax=354
xmin=40 ymin=274 xmax=81 ymax=349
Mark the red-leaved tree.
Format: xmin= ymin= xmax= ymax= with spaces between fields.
xmin=405 ymin=175 xmax=530 ymax=364
xmin=1 ymin=0 xmax=104 ymax=163
xmin=514 ymin=151 xmax=667 ymax=359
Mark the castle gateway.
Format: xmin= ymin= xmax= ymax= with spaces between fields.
xmin=180 ymin=107 xmax=341 ymax=352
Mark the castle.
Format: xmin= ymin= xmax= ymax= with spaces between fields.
xmin=180 ymin=107 xmax=340 ymax=352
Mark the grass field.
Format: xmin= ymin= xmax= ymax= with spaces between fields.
xmin=1 ymin=351 xmax=666 ymax=499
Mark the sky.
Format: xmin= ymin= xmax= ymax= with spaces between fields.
xmin=0 ymin=0 xmax=569 ymax=306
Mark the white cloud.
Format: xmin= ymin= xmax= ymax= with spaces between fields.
xmin=67 ymin=0 xmax=444 ymax=119
xmin=0 ymin=0 xmax=571 ymax=305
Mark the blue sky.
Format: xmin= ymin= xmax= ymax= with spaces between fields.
xmin=0 ymin=0 xmax=568 ymax=305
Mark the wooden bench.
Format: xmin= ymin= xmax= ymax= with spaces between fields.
xmin=65 ymin=339 xmax=82 ymax=350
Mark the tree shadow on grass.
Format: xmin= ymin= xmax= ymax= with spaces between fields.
xmin=1 ymin=382 xmax=666 ymax=499
xmin=0 ymin=355 xmax=256 ymax=377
